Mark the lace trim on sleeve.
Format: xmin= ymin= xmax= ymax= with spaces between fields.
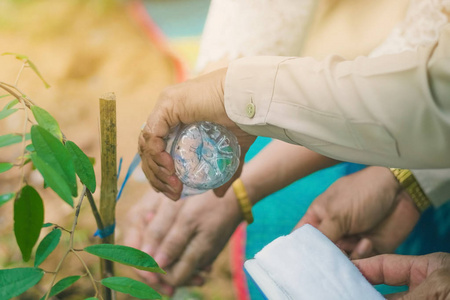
xmin=370 ymin=0 xmax=450 ymax=57
xmin=195 ymin=0 xmax=316 ymax=72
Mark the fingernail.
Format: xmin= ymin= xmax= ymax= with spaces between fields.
xmin=154 ymin=252 xmax=169 ymax=268
xmin=142 ymin=244 xmax=154 ymax=256
xmin=355 ymin=239 xmax=372 ymax=258
xmin=145 ymin=211 xmax=155 ymax=222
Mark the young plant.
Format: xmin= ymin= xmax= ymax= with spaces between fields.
xmin=0 ymin=53 xmax=164 ymax=300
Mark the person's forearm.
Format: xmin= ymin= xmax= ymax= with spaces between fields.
xmin=239 ymin=140 xmax=338 ymax=205
xmin=225 ymin=25 xmax=450 ymax=169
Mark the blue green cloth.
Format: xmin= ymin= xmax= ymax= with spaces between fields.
xmin=244 ymin=137 xmax=450 ymax=299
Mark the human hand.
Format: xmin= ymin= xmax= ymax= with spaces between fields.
xmin=138 ymin=68 xmax=256 ymax=200
xmin=124 ymin=187 xmax=243 ymax=294
xmin=296 ymin=166 xmax=421 ymax=259
xmin=354 ymin=252 xmax=450 ymax=299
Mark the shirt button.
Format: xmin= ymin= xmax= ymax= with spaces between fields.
xmin=246 ymin=102 xmax=256 ymax=118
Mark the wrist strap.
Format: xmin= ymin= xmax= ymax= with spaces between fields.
xmin=390 ymin=168 xmax=431 ymax=213
xmin=232 ymin=178 xmax=254 ymax=224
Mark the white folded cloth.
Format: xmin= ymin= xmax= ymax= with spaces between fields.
xmin=244 ymin=224 xmax=385 ymax=300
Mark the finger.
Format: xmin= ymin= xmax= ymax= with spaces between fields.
xmin=153 ymin=217 xmax=196 ymax=269
xmin=136 ymin=269 xmax=160 ymax=285
xmin=385 ymin=291 xmax=408 ymax=300
xmin=163 ymin=240 xmax=208 ymax=286
xmin=141 ymin=160 xmax=182 ymax=200
xmin=350 ymin=238 xmax=374 ymax=259
xmin=335 ymin=236 xmax=360 ymax=254
xmin=317 ymin=218 xmax=344 ymax=243
xmin=295 ymin=208 xmax=322 ymax=230
xmin=353 ymin=254 xmax=422 ymax=286
xmin=141 ymin=198 xmax=183 ymax=257
xmin=399 ymin=268 xmax=450 ymax=300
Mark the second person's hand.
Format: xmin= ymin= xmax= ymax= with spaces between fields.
xmin=296 ymin=166 xmax=421 ymax=259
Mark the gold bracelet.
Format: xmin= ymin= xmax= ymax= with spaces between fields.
xmin=232 ymin=178 xmax=254 ymax=224
xmin=390 ymin=168 xmax=431 ymax=213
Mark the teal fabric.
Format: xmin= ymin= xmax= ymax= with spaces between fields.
xmin=244 ymin=137 xmax=450 ymax=299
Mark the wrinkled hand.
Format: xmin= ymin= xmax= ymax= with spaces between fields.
xmin=354 ymin=252 xmax=450 ymax=299
xmin=296 ymin=166 xmax=421 ymax=259
xmin=138 ymin=68 xmax=256 ymax=200
xmin=124 ymin=188 xmax=243 ymax=295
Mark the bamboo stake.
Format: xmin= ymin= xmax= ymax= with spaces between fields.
xmin=99 ymin=92 xmax=117 ymax=300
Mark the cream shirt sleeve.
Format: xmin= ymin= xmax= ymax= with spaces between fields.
xmin=224 ymin=24 xmax=450 ymax=169
xmin=412 ymin=169 xmax=450 ymax=207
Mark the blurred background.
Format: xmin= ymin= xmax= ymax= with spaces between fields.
xmin=0 ymin=0 xmax=236 ymax=299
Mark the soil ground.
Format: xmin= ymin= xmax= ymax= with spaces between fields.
xmin=0 ymin=1 xmax=235 ymax=299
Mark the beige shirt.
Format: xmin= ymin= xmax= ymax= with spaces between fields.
xmin=199 ymin=0 xmax=450 ymax=206
xmin=225 ymin=24 xmax=450 ymax=168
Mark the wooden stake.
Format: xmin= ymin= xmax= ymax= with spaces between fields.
xmin=99 ymin=92 xmax=117 ymax=300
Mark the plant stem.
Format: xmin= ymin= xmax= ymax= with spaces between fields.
xmin=71 ymin=249 xmax=102 ymax=299
xmin=86 ymin=188 xmax=105 ymax=232
xmin=99 ymin=92 xmax=117 ymax=300
xmin=14 ymin=62 xmax=26 ymax=87
xmin=44 ymin=187 xmax=86 ymax=300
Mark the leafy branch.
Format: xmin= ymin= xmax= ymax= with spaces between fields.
xmin=0 ymin=54 xmax=164 ymax=300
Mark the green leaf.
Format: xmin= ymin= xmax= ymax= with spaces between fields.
xmin=101 ymin=277 xmax=161 ymax=299
xmin=39 ymin=275 xmax=80 ymax=300
xmin=65 ymin=141 xmax=96 ymax=192
xmin=34 ymin=228 xmax=61 ymax=267
xmin=2 ymin=52 xmax=50 ymax=88
xmin=0 ymin=133 xmax=30 ymax=148
xmin=0 ymin=162 xmax=13 ymax=173
xmin=31 ymin=125 xmax=77 ymax=196
xmin=31 ymin=106 xmax=62 ymax=141
xmin=25 ymin=143 xmax=35 ymax=152
xmin=84 ymin=244 xmax=165 ymax=274
xmin=14 ymin=185 xmax=44 ymax=262
xmin=42 ymin=222 xmax=53 ymax=228
xmin=2 ymin=52 xmax=28 ymax=60
xmin=0 ymin=193 xmax=15 ymax=208
xmin=0 ymin=108 xmax=18 ymax=120
xmin=0 ymin=267 xmax=44 ymax=299
xmin=30 ymin=153 xmax=73 ymax=207
xmin=84 ymin=298 xmax=99 ymax=300
xmin=0 ymin=94 xmax=11 ymax=99
xmin=4 ymin=99 xmax=19 ymax=109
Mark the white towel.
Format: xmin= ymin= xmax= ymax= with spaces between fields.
xmin=244 ymin=224 xmax=385 ymax=300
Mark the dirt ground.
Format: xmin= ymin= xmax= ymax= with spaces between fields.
xmin=0 ymin=0 xmax=234 ymax=299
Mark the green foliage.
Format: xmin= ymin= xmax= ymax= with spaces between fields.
xmin=0 ymin=162 xmax=13 ymax=173
xmin=14 ymin=185 xmax=44 ymax=262
xmin=3 ymin=99 xmax=19 ymax=109
xmin=84 ymin=244 xmax=165 ymax=274
xmin=0 ymin=133 xmax=30 ymax=148
xmin=40 ymin=275 xmax=81 ymax=300
xmin=0 ymin=192 xmax=15 ymax=207
xmin=31 ymin=106 xmax=63 ymax=141
xmin=101 ymin=277 xmax=161 ymax=299
xmin=0 ymin=108 xmax=18 ymax=120
xmin=30 ymin=152 xmax=73 ymax=207
xmin=65 ymin=140 xmax=97 ymax=192
xmin=34 ymin=228 xmax=61 ymax=267
xmin=31 ymin=125 xmax=78 ymax=197
xmin=2 ymin=52 xmax=50 ymax=88
xmin=0 ymin=267 xmax=44 ymax=299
